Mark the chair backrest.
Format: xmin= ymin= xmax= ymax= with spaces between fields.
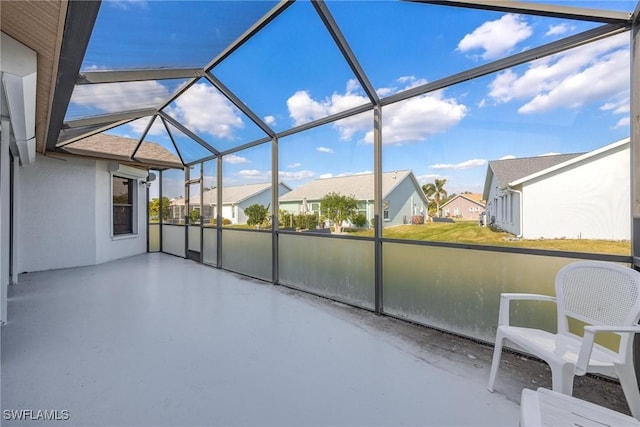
xmin=555 ymin=261 xmax=640 ymax=358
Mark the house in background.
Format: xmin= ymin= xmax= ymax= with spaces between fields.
xmin=482 ymin=138 xmax=630 ymax=240
xmin=440 ymin=193 xmax=485 ymax=221
xmin=279 ymin=170 xmax=428 ymax=228
xmin=170 ymin=182 xmax=292 ymax=225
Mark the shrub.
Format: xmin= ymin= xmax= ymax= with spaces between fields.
xmin=244 ymin=203 xmax=270 ymax=226
xmin=351 ymin=213 xmax=367 ymax=228
xmin=295 ymin=213 xmax=318 ymax=230
xmin=189 ymin=209 xmax=201 ymax=224
xmin=279 ymin=210 xmax=294 ymax=228
xmin=222 ymin=218 xmax=232 ymax=225
xmin=411 ymin=215 xmax=424 ymax=224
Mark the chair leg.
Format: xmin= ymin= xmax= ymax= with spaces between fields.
xmin=615 ymin=363 xmax=640 ymax=420
xmin=487 ymin=332 xmax=505 ymax=392
xmin=550 ymin=363 xmax=575 ymax=395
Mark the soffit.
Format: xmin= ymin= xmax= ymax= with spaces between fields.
xmin=1 ymin=0 xmax=66 ymax=154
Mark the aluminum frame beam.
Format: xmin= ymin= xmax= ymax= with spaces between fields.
xmin=131 ymin=115 xmax=158 ymax=161
xmin=77 ymin=68 xmax=205 ymax=85
xmin=204 ymin=72 xmax=275 ymax=138
xmin=56 ymin=119 xmax=137 ymax=147
xmin=160 ymin=116 xmax=186 ymax=166
xmin=205 ymin=0 xmax=294 ymax=72
xmin=61 ymin=108 xmax=157 ymax=131
xmin=312 ymin=0 xmax=379 ymax=105
xmin=381 ymin=23 xmax=628 ymax=107
xmin=277 ymin=103 xmax=373 ymax=139
xmin=45 ymin=1 xmax=102 ymax=152
xmin=632 ymin=1 xmax=640 ymax=267
xmin=409 ymin=0 xmax=631 ymax=24
xmin=373 ymin=106 xmax=383 ymax=314
xmin=157 ymin=1 xmax=293 ymax=114
xmin=158 ymin=111 xmax=221 ymax=157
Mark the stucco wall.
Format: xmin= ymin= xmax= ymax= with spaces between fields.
xmin=441 ymin=197 xmax=484 ymax=221
xmin=385 ymin=177 xmax=425 ymax=227
xmin=522 ymin=145 xmax=629 ymax=240
xmin=95 ymin=161 xmax=147 ymax=264
xmin=17 ymin=155 xmax=147 ymax=273
xmin=485 ymin=178 xmax=520 ymax=236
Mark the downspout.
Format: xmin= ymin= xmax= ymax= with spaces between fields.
xmin=507 ymin=186 xmax=523 ymax=238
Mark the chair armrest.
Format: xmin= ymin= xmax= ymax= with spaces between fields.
xmin=575 ymin=325 xmax=640 ymax=375
xmin=498 ymin=293 xmax=556 ymax=326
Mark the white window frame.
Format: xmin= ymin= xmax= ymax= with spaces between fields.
xmin=383 ymin=201 xmax=390 ymax=221
xmin=109 ymin=176 xmax=138 ymax=239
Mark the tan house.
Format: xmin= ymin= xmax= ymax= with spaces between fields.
xmin=440 ymin=193 xmax=485 ymax=221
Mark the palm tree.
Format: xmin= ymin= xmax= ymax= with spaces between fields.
xmin=422 ymin=178 xmax=448 ymax=217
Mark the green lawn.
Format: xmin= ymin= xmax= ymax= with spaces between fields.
xmin=347 ymin=222 xmax=631 ymax=255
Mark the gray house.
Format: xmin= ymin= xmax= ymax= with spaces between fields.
xmin=279 ymin=170 xmax=428 ymax=228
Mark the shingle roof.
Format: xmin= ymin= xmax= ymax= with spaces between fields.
xmin=488 ymin=153 xmax=583 ymax=188
xmin=201 ymin=182 xmax=274 ymax=205
xmin=280 ymin=170 xmax=425 ymax=202
xmin=63 ymin=133 xmax=183 ymax=168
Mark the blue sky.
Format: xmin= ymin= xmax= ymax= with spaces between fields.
xmin=73 ymin=0 xmax=636 ymax=198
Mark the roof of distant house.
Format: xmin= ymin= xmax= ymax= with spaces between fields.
xmin=487 ymin=153 xmax=583 ymax=189
xmin=200 ymin=182 xmax=292 ymax=205
xmin=280 ymin=170 xmax=427 ymax=203
xmin=440 ymin=193 xmax=485 ymax=209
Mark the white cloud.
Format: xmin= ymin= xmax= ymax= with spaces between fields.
xmin=286 ymin=79 xmax=370 ymax=130
xmin=165 ymin=83 xmax=244 ymax=139
xmin=363 ymin=91 xmax=467 ymax=144
xmin=318 ymin=171 xmax=372 ymax=180
xmin=107 ymin=0 xmax=148 ymax=10
xmin=224 ymin=154 xmax=249 ymax=164
xmin=457 ymin=14 xmax=532 ymax=60
xmin=416 ymin=174 xmax=444 ymax=184
xmin=126 ymin=117 xmax=164 ymax=136
xmin=545 ymin=23 xmax=573 ymax=37
xmin=278 ymin=170 xmax=314 ymax=181
xmin=430 ymin=159 xmax=487 ymax=170
xmin=487 ymin=34 xmax=630 ymax=116
xmin=538 ymin=152 xmax=560 ymax=156
xmin=614 ymin=117 xmax=630 ymax=129
xmin=264 ymin=115 xmax=277 ymax=126
xmin=287 ymin=91 xmax=331 ymax=126
xmin=286 ymin=77 xmax=467 ymax=145
xmin=237 ymin=169 xmax=272 ymax=181
xmin=499 ymin=154 xmax=516 ymax=160
xmin=316 ymin=146 xmax=334 ymax=154
xmin=287 ymin=163 xmax=301 ymax=169
xmin=70 ymin=80 xmax=169 ymax=113
xmin=601 ymin=96 xmax=630 ymax=115
xmin=238 ymin=169 xmax=262 ymax=177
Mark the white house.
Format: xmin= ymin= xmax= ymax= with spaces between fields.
xmin=279 ymin=170 xmax=428 ymax=228
xmin=482 ymin=138 xmax=630 ymax=240
xmin=171 ymin=182 xmax=292 ymax=225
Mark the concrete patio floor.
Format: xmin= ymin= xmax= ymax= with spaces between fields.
xmin=1 ymin=253 xmax=632 ymax=426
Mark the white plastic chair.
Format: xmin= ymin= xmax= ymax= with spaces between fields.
xmin=487 ymin=261 xmax=640 ymax=419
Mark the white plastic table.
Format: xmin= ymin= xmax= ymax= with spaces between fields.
xmin=520 ymin=388 xmax=640 ymax=426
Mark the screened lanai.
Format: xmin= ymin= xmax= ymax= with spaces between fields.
xmin=1 ymin=0 xmax=640 ymax=424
